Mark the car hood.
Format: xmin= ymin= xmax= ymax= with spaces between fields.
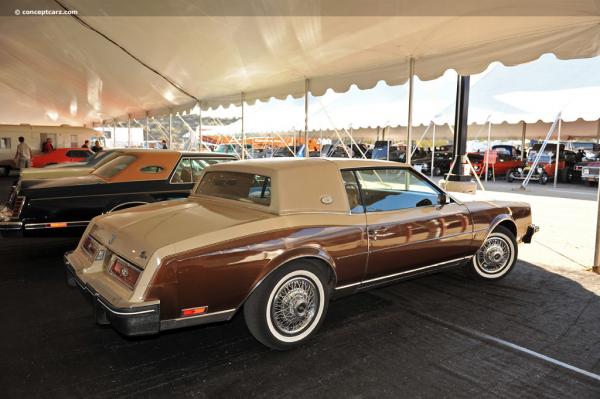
xmin=20 ymin=166 xmax=94 ymax=180
xmin=89 ymin=197 xmax=274 ymax=268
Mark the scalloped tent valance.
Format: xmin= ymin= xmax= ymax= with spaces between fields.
xmin=0 ymin=0 xmax=599 ymax=126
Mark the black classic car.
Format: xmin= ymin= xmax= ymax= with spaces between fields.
xmin=0 ymin=150 xmax=236 ymax=237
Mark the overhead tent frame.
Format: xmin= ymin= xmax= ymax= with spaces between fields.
xmin=1 ymin=1 xmax=600 ymax=126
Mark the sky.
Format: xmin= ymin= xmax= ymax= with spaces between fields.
xmin=202 ymin=54 xmax=600 ymax=133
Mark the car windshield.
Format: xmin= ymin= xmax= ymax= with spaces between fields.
xmin=92 ymin=155 xmax=137 ymax=180
xmin=529 ymin=153 xmax=553 ymax=163
xmin=195 ymin=171 xmax=271 ymax=206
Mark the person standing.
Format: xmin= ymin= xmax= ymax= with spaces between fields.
xmin=82 ymin=140 xmax=90 ymax=149
xmin=42 ymin=138 xmax=54 ymax=153
xmin=91 ymin=140 xmax=103 ymax=153
xmin=15 ymin=136 xmax=32 ymax=170
xmin=161 ymin=139 xmax=168 ymax=149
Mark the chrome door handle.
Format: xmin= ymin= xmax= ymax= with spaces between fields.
xmin=368 ymin=227 xmax=389 ymax=240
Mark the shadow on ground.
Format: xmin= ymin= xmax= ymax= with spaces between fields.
xmin=0 ymin=236 xmax=599 ymax=399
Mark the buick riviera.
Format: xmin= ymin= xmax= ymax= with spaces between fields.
xmin=0 ymin=150 xmax=236 ymax=237
xmin=65 ymin=158 xmax=538 ymax=349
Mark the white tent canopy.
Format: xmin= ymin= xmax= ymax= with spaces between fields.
xmin=0 ymin=0 xmax=599 ymax=126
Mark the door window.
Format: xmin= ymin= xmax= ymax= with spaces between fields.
xmin=354 ymin=168 xmax=441 ymax=212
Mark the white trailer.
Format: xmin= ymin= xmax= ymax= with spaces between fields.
xmin=0 ymin=124 xmax=101 ymax=175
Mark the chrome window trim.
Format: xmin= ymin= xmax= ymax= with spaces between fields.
xmin=335 ymin=255 xmax=471 ymax=290
xmin=108 ymin=201 xmax=149 ymax=213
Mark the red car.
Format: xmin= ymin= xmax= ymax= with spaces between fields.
xmin=31 ymin=148 xmax=94 ymax=168
xmin=468 ymin=152 xmax=524 ymax=178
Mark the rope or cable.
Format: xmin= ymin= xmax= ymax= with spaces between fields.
xmin=53 ymin=0 xmax=200 ymax=103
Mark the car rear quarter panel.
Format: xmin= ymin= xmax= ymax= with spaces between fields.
xmin=144 ymin=223 xmax=368 ymax=320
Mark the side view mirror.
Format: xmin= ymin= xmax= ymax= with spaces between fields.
xmin=438 ymin=193 xmax=448 ymax=206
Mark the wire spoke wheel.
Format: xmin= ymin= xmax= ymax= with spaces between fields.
xmin=270 ymin=277 xmax=319 ymax=335
xmin=476 ymin=236 xmax=511 ymax=273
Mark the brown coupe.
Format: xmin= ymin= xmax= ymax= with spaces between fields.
xmin=65 ymin=158 xmax=537 ymax=349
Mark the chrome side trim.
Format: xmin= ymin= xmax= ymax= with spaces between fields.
xmin=24 ymin=220 xmax=90 ymax=230
xmin=335 ymin=256 xmax=471 ymax=290
xmin=0 ymin=221 xmax=23 ymax=229
xmin=172 ymin=308 xmax=236 ymax=322
xmin=96 ymin=298 xmax=155 ymax=316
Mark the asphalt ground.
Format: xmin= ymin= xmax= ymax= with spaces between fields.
xmin=1 ymin=176 xmax=599 ymax=398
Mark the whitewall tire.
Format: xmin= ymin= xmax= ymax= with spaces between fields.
xmin=465 ymin=225 xmax=517 ymax=281
xmin=244 ymin=261 xmax=330 ymax=350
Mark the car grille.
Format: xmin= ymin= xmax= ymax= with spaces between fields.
xmin=10 ymin=196 xmax=26 ymax=218
xmin=582 ymin=167 xmax=600 ymax=177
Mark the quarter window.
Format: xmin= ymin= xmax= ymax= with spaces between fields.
xmin=172 ymin=158 xmax=233 ymax=183
xmin=354 ymin=168 xmax=441 ymax=212
xmin=196 ymin=172 xmax=271 ymax=206
xmin=341 ymin=171 xmax=364 ymax=214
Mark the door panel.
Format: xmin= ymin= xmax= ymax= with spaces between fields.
xmin=351 ymin=167 xmax=474 ymax=281
xmin=365 ymin=202 xmax=472 ymax=279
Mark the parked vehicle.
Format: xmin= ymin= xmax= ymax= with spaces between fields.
xmin=20 ymin=149 xmax=123 ymax=181
xmin=467 ymin=148 xmax=524 ymax=179
xmin=413 ymin=145 xmax=454 ymax=176
xmin=371 ymin=141 xmax=406 ymax=162
xmin=507 ymin=144 xmax=576 ymax=184
xmin=579 ymin=161 xmax=600 ymax=186
xmin=30 ymin=148 xmax=94 ymax=168
xmin=65 ymin=158 xmax=537 ymax=349
xmin=0 ymin=151 xmax=236 ymax=237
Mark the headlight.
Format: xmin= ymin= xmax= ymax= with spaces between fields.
xmin=537 ymin=167 xmax=543 ymax=173
xmin=517 ymin=168 xmax=523 ymax=173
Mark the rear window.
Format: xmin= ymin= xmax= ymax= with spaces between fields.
xmin=195 ymin=172 xmax=271 ymax=206
xmin=93 ymin=155 xmax=136 ymax=179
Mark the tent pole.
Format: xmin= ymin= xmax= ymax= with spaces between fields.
xmin=168 ymin=111 xmax=172 ymax=149
xmin=145 ymin=112 xmax=149 ymax=148
xmin=553 ymin=118 xmax=562 ymax=188
xmin=406 ymin=58 xmax=415 ymax=165
xmin=521 ymin=122 xmax=527 ymax=160
xmin=431 ymin=124 xmax=436 ymax=178
xmin=127 ymin=115 xmax=131 ymax=148
xmin=485 ymin=121 xmax=491 ymax=182
xmin=596 ymin=119 xmax=600 ymax=145
xmin=595 ymin=182 xmax=600 ymax=273
xmin=241 ymin=92 xmax=246 ymax=159
xmin=304 ymin=79 xmax=309 ymax=158
xmin=198 ymin=103 xmax=202 ymax=152
xmin=448 ymin=75 xmax=471 ymax=181
xmin=112 ymin=120 xmax=116 ymax=148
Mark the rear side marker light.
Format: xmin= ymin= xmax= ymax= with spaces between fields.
xmin=181 ymin=306 xmax=207 ymax=317
xmin=50 ymin=222 xmax=68 ymax=228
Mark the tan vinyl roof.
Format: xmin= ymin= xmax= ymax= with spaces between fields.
xmin=193 ymin=158 xmax=407 ymax=214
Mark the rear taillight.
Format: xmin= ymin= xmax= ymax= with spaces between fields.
xmin=11 ymin=196 xmax=25 ymax=217
xmin=109 ymin=258 xmax=141 ymax=289
xmin=82 ymin=235 xmax=105 ymax=260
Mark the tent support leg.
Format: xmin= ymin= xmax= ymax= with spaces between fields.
xmin=553 ymin=119 xmax=562 ymax=188
xmin=241 ymin=92 xmax=246 ymax=159
xmin=447 ymin=75 xmax=471 ymax=182
xmin=127 ymin=115 xmax=131 ymax=147
xmin=197 ymin=103 xmax=202 ymax=152
xmin=521 ymin=122 xmax=527 ymax=160
xmin=431 ymin=124 xmax=435 ymax=178
xmin=168 ymin=111 xmax=172 ymax=149
xmin=595 ymin=183 xmax=600 ymax=273
xmin=304 ymin=79 xmax=309 ymax=158
xmin=145 ymin=112 xmax=149 ymax=148
xmin=406 ymin=58 xmax=415 ymax=165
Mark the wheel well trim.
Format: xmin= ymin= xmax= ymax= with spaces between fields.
xmin=234 ymin=253 xmax=338 ymax=315
xmin=486 ymin=215 xmax=517 ymax=240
